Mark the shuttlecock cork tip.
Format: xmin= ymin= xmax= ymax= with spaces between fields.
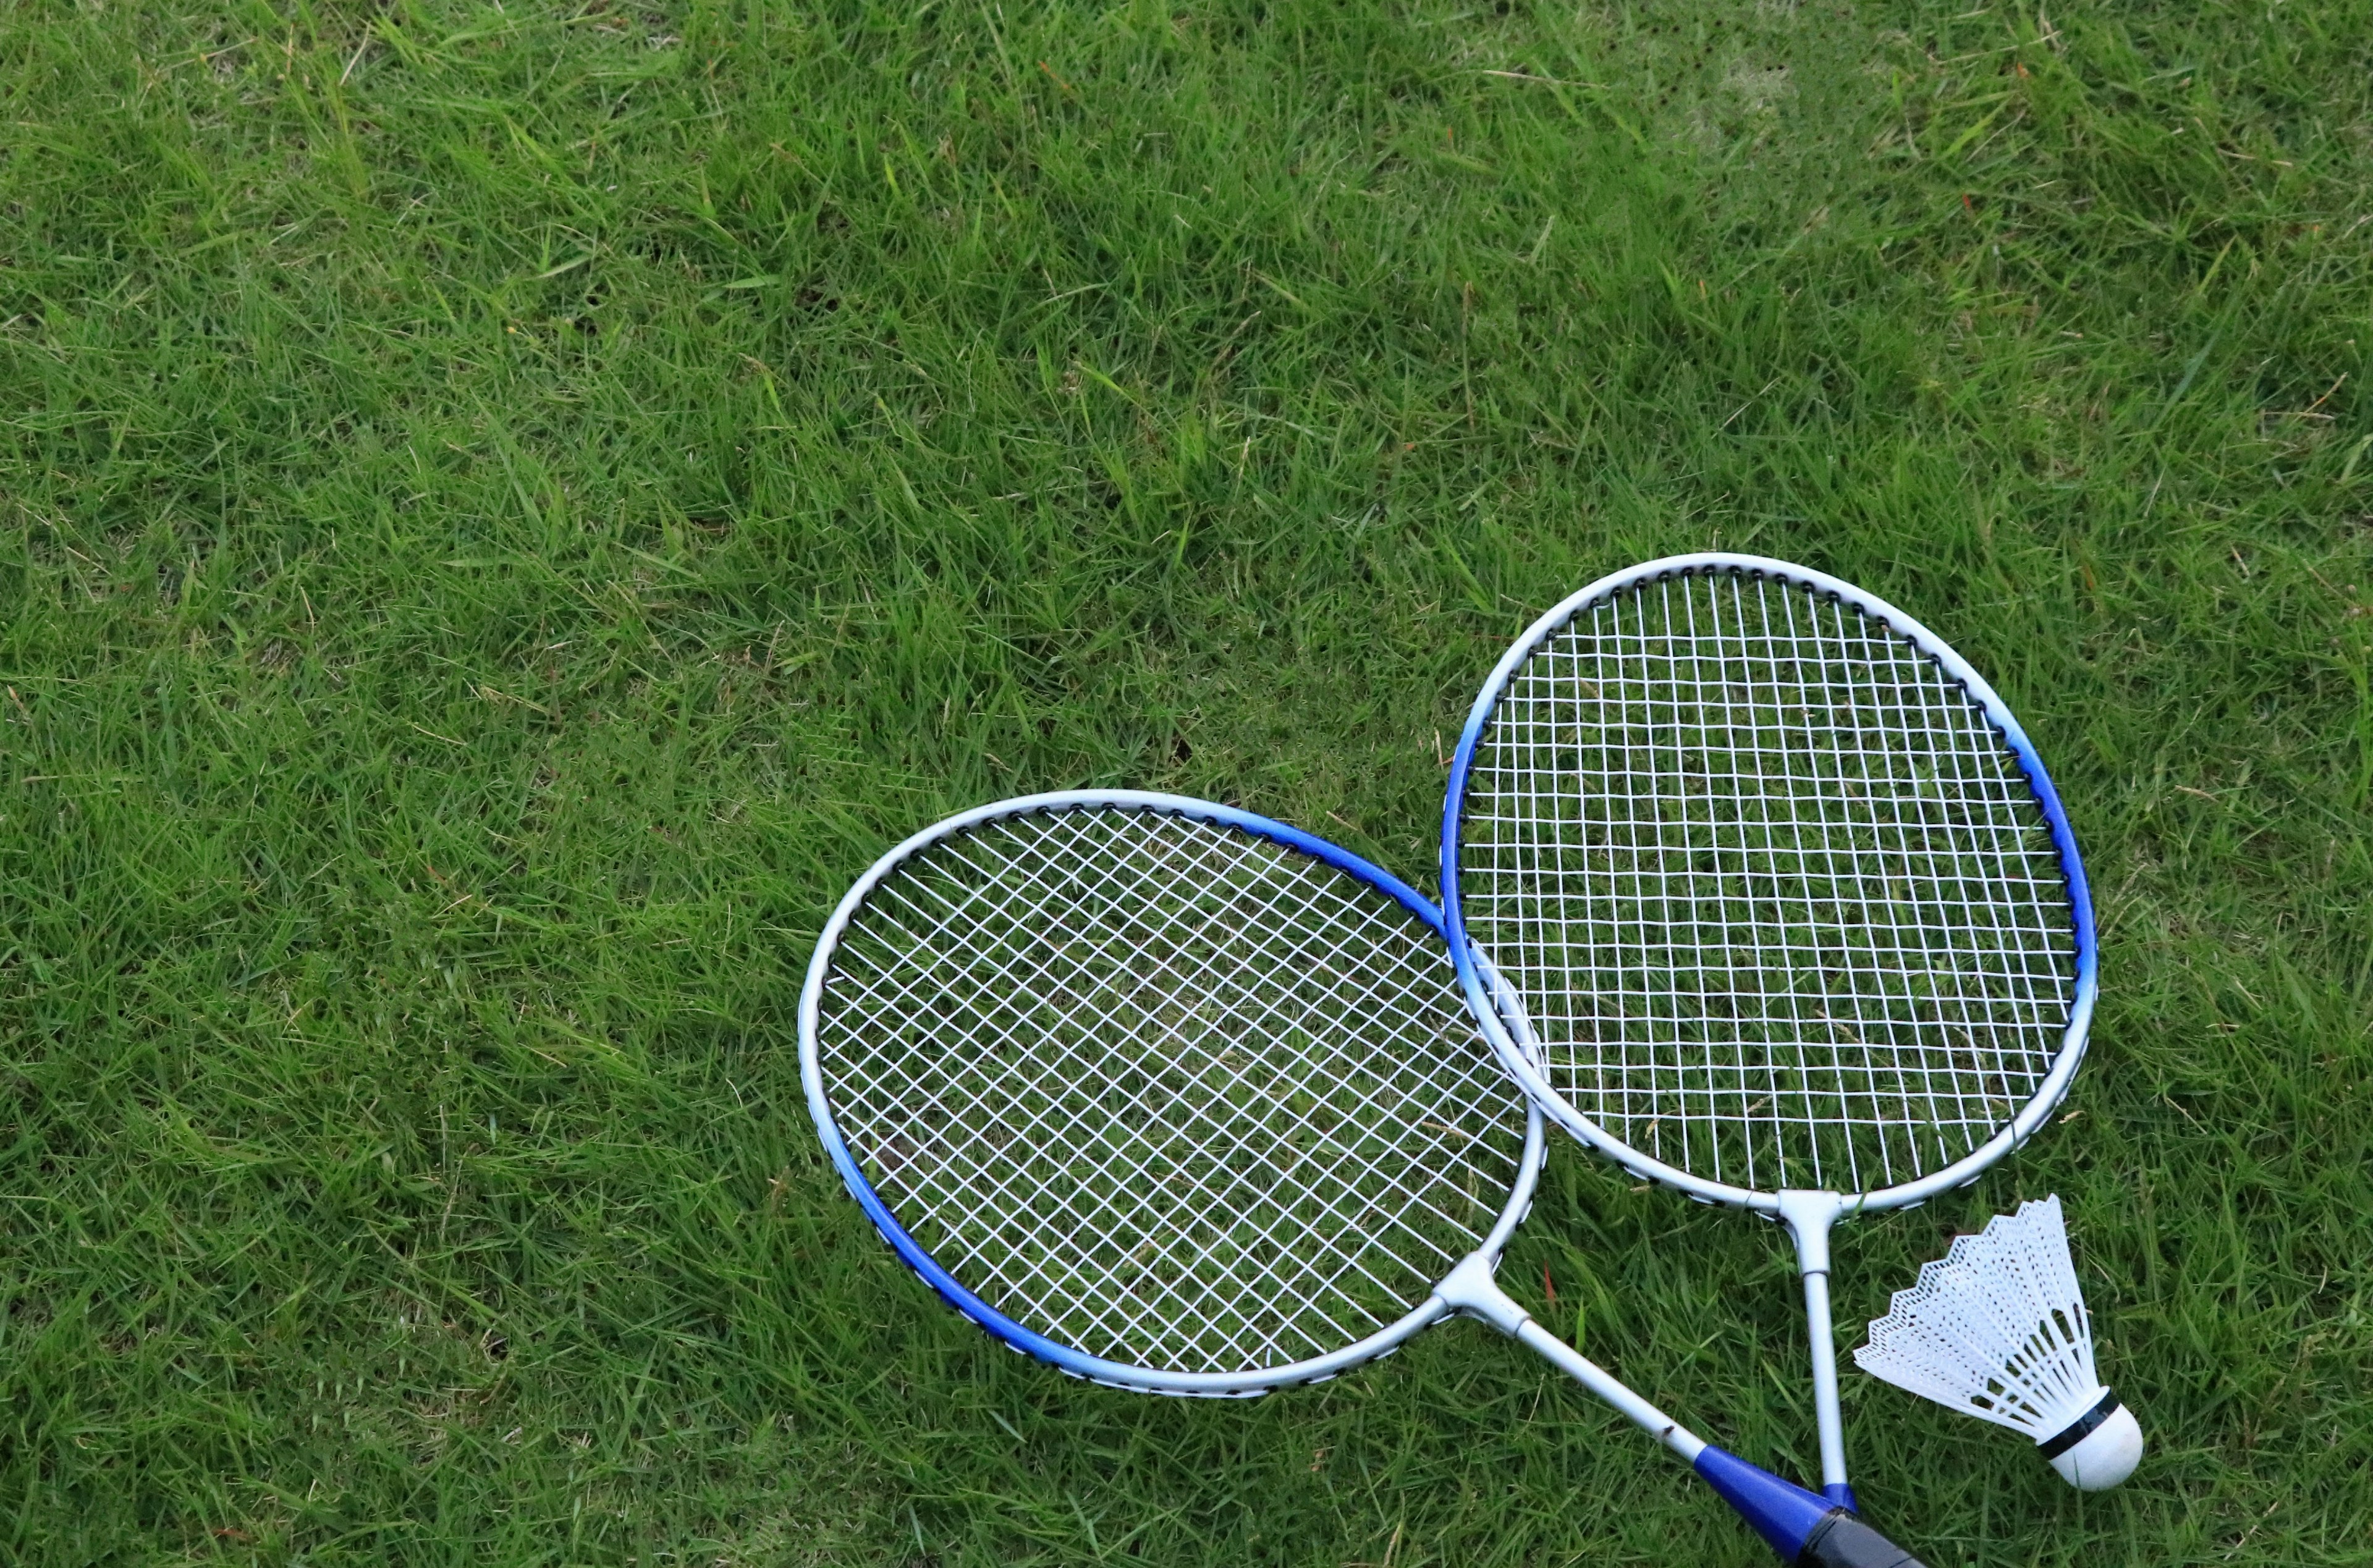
xmin=2040 ymin=1391 xmax=2144 ymax=1490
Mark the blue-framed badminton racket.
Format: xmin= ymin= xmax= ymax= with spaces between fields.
xmin=1440 ymin=554 xmax=2097 ymax=1512
xmin=803 ymin=790 xmax=1928 ymax=1567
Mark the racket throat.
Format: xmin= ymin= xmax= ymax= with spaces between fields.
xmin=1431 ymin=1250 xmax=1531 ymax=1334
xmin=1777 ymin=1191 xmax=1856 ymax=1512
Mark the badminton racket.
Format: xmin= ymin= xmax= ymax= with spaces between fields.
xmin=803 ymin=790 xmax=1927 ymax=1566
xmin=1440 ymin=554 xmax=2096 ymax=1511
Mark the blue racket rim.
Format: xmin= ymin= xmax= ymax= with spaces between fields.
xmin=800 ymin=788 xmax=1545 ymax=1397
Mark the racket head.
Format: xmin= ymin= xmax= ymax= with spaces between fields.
xmin=801 ymin=790 xmax=1543 ymax=1397
xmin=1441 ymin=555 xmax=2096 ymax=1213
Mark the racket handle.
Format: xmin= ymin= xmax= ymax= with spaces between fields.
xmin=1797 ymin=1509 xmax=1929 ymax=1568
xmin=1691 ymin=1447 xmax=1927 ymax=1568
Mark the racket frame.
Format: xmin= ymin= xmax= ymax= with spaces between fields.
xmin=1439 ymin=552 xmax=2099 ymax=1503
xmin=800 ymin=788 xmax=1541 ymax=1399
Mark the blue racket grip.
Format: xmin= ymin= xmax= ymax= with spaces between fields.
xmin=1692 ymin=1446 xmax=1927 ymax=1568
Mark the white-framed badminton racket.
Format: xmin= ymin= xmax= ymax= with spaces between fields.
xmin=1440 ymin=555 xmax=2096 ymax=1512
xmin=803 ymin=790 xmax=1928 ymax=1567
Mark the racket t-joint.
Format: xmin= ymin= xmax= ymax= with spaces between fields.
xmin=1431 ymin=1250 xmax=1529 ymax=1334
xmin=1775 ymin=1190 xmax=1847 ymax=1276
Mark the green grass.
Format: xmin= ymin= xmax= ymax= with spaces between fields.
xmin=2 ymin=0 xmax=2369 ymax=1562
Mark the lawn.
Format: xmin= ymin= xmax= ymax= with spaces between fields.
xmin=2 ymin=1 xmax=2369 ymax=1563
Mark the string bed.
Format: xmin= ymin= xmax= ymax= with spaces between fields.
xmin=810 ymin=805 xmax=1528 ymax=1376
xmin=1458 ymin=568 xmax=2079 ymax=1195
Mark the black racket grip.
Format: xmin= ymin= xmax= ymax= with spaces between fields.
xmin=1796 ymin=1509 xmax=1928 ymax=1568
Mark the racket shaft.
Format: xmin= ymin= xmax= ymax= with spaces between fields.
xmin=1780 ymin=1189 xmax=1853 ymax=1503
xmin=1510 ymin=1318 xmax=1703 ymax=1461
xmin=1439 ymin=1252 xmax=1703 ymax=1458
xmin=1801 ymin=1268 xmax=1849 ymax=1499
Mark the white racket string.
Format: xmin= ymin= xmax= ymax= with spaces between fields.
xmin=810 ymin=806 xmax=1528 ymax=1375
xmin=1459 ymin=568 xmax=2079 ymax=1196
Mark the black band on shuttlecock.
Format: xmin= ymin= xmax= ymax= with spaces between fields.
xmin=2037 ymin=1389 xmax=2121 ymax=1460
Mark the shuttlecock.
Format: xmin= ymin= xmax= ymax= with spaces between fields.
xmin=1855 ymin=1195 xmax=2142 ymax=1490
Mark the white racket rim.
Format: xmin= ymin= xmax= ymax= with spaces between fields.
xmin=800 ymin=788 xmax=1547 ymax=1397
xmin=1439 ymin=553 xmax=2099 ymax=1216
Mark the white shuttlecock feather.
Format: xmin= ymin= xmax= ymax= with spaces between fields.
xmin=1855 ymin=1195 xmax=2142 ymax=1490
